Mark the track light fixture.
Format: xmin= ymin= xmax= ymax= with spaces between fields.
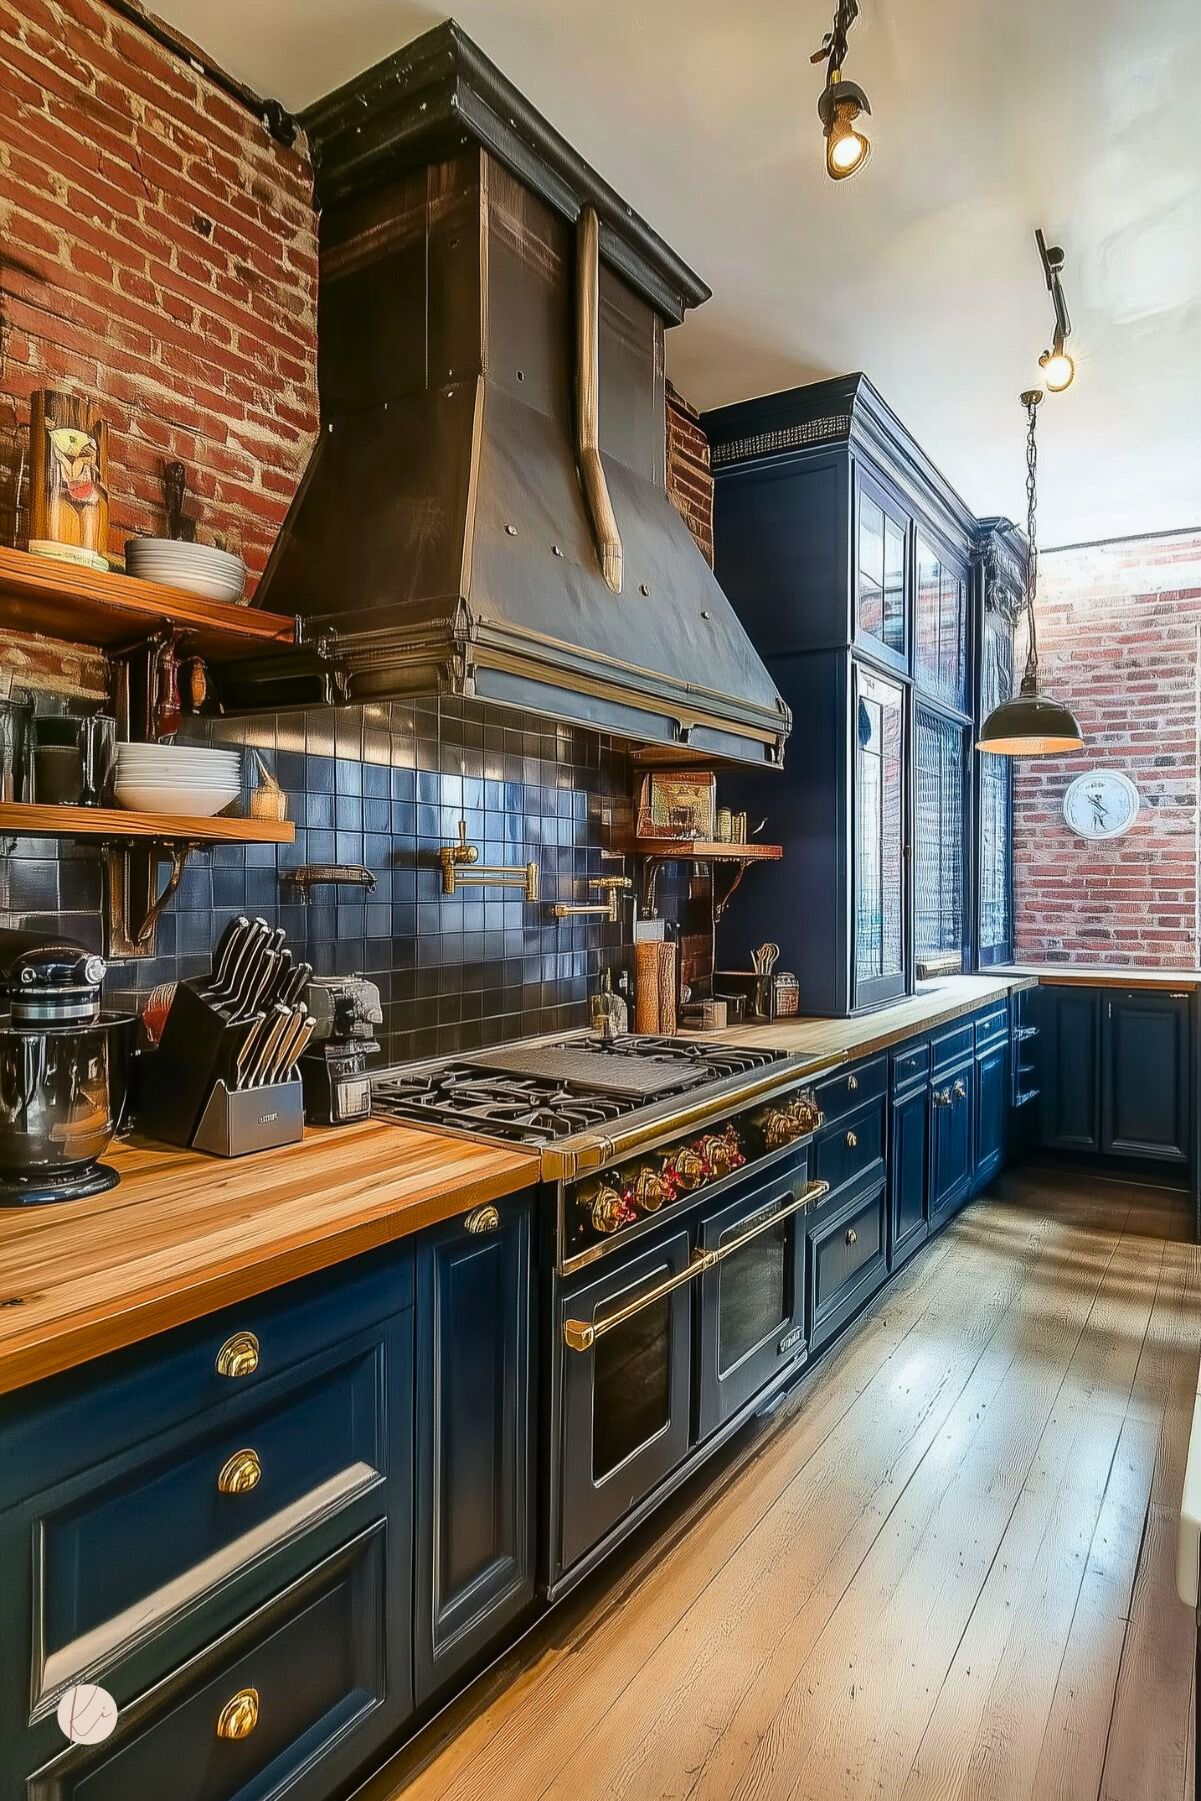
xmin=1035 ymin=228 xmax=1075 ymax=392
xmin=977 ymin=390 xmax=1084 ymax=758
xmin=812 ymin=0 xmax=871 ymax=181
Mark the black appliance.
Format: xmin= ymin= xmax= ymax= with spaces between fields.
xmin=371 ymin=1027 xmax=834 ymax=1594
xmin=299 ymin=976 xmax=382 ymax=1126
xmin=0 ymin=928 xmax=134 ymax=1206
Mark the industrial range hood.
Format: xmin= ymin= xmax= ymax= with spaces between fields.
xmin=233 ymin=21 xmax=789 ymax=769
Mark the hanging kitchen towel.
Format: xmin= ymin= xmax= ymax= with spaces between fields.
xmin=657 ymin=941 xmax=678 ymax=1036
xmin=634 ymin=941 xmax=661 ymax=1034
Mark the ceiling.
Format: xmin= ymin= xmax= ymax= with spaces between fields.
xmin=153 ymin=0 xmax=1201 ymax=547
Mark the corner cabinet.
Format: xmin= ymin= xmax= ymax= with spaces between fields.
xmin=415 ymin=1194 xmax=535 ymax=1704
xmin=1037 ymin=985 xmax=1192 ymax=1164
xmin=705 ymin=374 xmax=1020 ymax=1017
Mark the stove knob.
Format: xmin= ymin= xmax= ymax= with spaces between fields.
xmin=584 ymin=1186 xmax=626 ymax=1235
xmin=761 ymin=1106 xmax=803 ymax=1150
xmin=673 ymin=1148 xmax=707 ymax=1190
xmin=633 ymin=1167 xmax=670 ymax=1213
xmin=790 ymin=1092 xmax=822 ymax=1135
xmin=698 ymin=1130 xmax=739 ymax=1177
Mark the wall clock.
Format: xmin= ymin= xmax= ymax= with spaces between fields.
xmin=1062 ymin=771 xmax=1141 ymax=840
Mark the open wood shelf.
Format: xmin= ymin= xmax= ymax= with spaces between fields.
xmin=0 ymin=803 xmax=294 ymax=845
xmin=0 ymin=545 xmax=295 ymax=664
xmin=623 ymin=838 xmax=783 ymax=861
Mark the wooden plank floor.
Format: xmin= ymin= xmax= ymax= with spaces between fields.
xmin=368 ymin=1169 xmax=1200 ymax=1801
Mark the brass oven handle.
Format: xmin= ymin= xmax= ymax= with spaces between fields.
xmin=216 ymin=1687 xmax=259 ymax=1740
xmin=215 ymin=1331 xmax=260 ymax=1379
xmin=563 ymin=1180 xmax=830 ymax=1352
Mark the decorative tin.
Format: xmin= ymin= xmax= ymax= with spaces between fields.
xmin=636 ymin=770 xmax=716 ymax=840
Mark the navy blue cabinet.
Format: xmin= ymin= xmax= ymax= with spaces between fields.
xmin=1101 ymin=990 xmax=1190 ymax=1161
xmin=930 ymin=1060 xmax=973 ymax=1225
xmin=1039 ymin=986 xmax=1102 ymax=1151
xmin=890 ymin=1079 xmax=929 ymax=1268
xmin=415 ymin=1196 xmax=535 ymax=1704
xmin=974 ymin=1044 xmax=1008 ymax=1189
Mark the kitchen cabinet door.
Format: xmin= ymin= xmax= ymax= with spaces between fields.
xmin=415 ymin=1194 xmax=535 ymax=1705
xmin=852 ymin=663 xmax=908 ymax=1009
xmin=854 ymin=472 xmax=908 ymax=671
xmin=930 ymin=1061 xmax=973 ymax=1225
xmin=1101 ymin=991 xmax=1190 ymax=1161
xmin=1039 ymin=988 xmax=1101 ymax=1152
xmin=974 ymin=1043 xmax=1008 ymax=1190
xmin=890 ymin=1081 xmax=929 ymax=1268
xmin=915 ymin=533 xmax=968 ymax=714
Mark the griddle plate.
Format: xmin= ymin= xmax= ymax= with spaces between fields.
xmin=461 ymin=1045 xmax=708 ymax=1099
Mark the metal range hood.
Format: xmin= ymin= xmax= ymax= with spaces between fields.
xmin=237 ymin=21 xmax=789 ymax=768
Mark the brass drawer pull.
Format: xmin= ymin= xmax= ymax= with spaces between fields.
xmin=953 ymin=1079 xmax=967 ymax=1100
xmin=846 ymin=1227 xmax=858 ymax=1246
xmin=563 ymin=1179 xmax=830 ymax=1352
xmin=216 ymin=1687 xmax=259 ymax=1740
xmin=217 ymin=1448 xmax=262 ymax=1495
xmin=845 ymin=1130 xmax=858 ymax=1149
xmin=847 ymin=1073 xmax=859 ymax=1091
xmin=465 ymin=1204 xmax=500 ymax=1234
xmin=215 ymin=1331 xmax=260 ymax=1379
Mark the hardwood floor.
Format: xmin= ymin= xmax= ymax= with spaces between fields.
xmin=370 ymin=1170 xmax=1200 ymax=1801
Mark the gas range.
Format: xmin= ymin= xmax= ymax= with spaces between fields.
xmin=372 ymin=1030 xmax=835 ymax=1272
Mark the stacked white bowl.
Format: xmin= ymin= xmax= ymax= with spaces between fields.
xmin=126 ymin=538 xmax=247 ymax=604
xmin=115 ymin=744 xmax=243 ymax=817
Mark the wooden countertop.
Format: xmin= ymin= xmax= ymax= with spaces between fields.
xmin=716 ymin=972 xmax=1035 ymax=1064
xmin=0 ymin=1121 xmax=538 ymax=1398
xmin=996 ymin=963 xmax=1201 ymax=990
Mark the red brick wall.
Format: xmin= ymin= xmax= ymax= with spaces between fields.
xmin=0 ymin=0 xmax=318 ymax=583
xmin=665 ymin=379 xmax=714 ymax=566
xmin=1013 ymin=528 xmax=1201 ymax=966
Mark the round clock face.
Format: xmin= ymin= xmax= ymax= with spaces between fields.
xmin=1063 ymin=771 xmax=1140 ymax=840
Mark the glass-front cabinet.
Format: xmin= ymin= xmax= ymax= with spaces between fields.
xmin=975 ymin=521 xmax=1024 ymax=966
xmin=855 ymin=472 xmax=908 ymax=670
xmin=853 ymin=664 xmax=907 ymax=1008
xmin=914 ymin=707 xmax=969 ymax=976
xmin=915 ymin=534 xmax=969 ymax=713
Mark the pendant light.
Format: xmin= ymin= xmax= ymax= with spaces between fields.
xmin=977 ymin=390 xmax=1084 ymax=756
xmin=812 ymin=0 xmax=871 ymax=181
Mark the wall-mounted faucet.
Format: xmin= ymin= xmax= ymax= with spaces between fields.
xmin=438 ymin=819 xmax=539 ymax=902
xmin=550 ymin=875 xmax=633 ymax=923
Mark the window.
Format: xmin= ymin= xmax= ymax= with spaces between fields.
xmin=854 ymin=667 xmax=906 ymax=1001
xmin=915 ymin=535 xmax=967 ymax=712
xmin=915 ymin=707 xmax=967 ymax=971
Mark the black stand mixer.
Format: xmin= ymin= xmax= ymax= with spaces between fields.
xmin=0 ymin=928 xmax=135 ymax=1206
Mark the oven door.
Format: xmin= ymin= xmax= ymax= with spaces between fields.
xmin=557 ymin=1230 xmax=694 ymax=1575
xmin=696 ymin=1154 xmax=814 ymax=1438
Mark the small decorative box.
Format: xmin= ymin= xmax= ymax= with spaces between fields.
xmin=636 ymin=770 xmax=716 ymax=840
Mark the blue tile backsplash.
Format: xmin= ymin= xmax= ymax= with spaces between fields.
xmin=0 ymin=698 xmax=635 ymax=1064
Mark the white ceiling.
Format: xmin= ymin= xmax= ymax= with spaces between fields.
xmin=154 ymin=0 xmax=1201 ymax=546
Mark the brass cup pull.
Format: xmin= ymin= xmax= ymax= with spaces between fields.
xmin=846 ymin=1227 xmax=858 ymax=1246
xmin=953 ymin=1079 xmax=967 ymax=1100
xmin=215 ymin=1331 xmax=260 ymax=1380
xmin=847 ymin=1074 xmax=859 ymax=1091
xmin=216 ymin=1687 xmax=259 ymax=1741
xmin=845 ymin=1130 xmax=858 ymax=1149
xmin=218 ymin=1448 xmax=262 ymax=1495
xmin=465 ymin=1204 xmax=499 ymax=1234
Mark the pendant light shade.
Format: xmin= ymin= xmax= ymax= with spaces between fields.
xmin=978 ymin=389 xmax=1084 ymax=758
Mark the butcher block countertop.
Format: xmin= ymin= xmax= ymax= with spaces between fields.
xmin=996 ymin=963 xmax=1201 ymax=989
xmin=718 ymin=972 xmax=1036 ymax=1062
xmin=0 ymin=1121 xmax=538 ymax=1398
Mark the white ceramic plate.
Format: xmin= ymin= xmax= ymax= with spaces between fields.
xmin=115 ymin=784 xmax=241 ymax=817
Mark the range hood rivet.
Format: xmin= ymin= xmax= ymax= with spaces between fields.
xmin=506 ymin=524 xmax=518 ymax=536
xmin=701 ymin=609 xmax=712 ymax=619
xmin=640 ymin=582 xmax=651 ymax=597
xmin=552 ymin=544 xmax=563 ymax=557
xmin=516 ymin=369 xmax=525 ymax=381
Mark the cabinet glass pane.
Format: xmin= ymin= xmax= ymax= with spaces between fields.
xmin=915 ymin=536 xmax=966 ymax=712
xmin=854 ymin=669 xmax=905 ymax=991
xmin=857 ymin=494 xmax=885 ymax=642
xmin=592 ymin=1296 xmax=670 ymax=1480
xmin=718 ymin=1214 xmax=789 ymax=1373
xmin=883 ymin=517 xmax=906 ymax=653
xmin=915 ymin=708 xmax=966 ymax=962
xmin=979 ymin=615 xmax=1015 ymax=954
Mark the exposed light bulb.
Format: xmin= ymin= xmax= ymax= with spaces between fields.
xmin=1039 ymin=347 xmax=1075 ymax=392
xmin=818 ymin=74 xmax=872 ymax=182
xmin=829 ymin=126 xmax=868 ymax=173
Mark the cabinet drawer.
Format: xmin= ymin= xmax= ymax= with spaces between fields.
xmin=814 ymin=1056 xmax=885 ymax=1127
xmin=808 ymin=1183 xmax=887 ymax=1353
xmin=931 ymin=1023 xmax=974 ymax=1077
xmin=815 ymin=1098 xmax=885 ymax=1197
xmin=891 ymin=1041 xmax=929 ymax=1093
xmin=27 ymin=1523 xmax=405 ymax=1801
xmin=974 ymin=1006 xmax=1009 ymax=1052
xmin=31 ymin=1332 xmax=391 ymax=1710
xmin=0 ymin=1246 xmax=413 ymax=1515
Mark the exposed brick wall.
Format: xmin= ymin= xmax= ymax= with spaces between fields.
xmin=665 ymin=378 xmax=713 ymax=566
xmin=1013 ymin=528 xmax=1201 ymax=966
xmin=0 ymin=0 xmax=318 ymax=583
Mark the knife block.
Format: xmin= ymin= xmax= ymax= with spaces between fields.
xmin=191 ymin=1079 xmax=304 ymax=1157
xmin=141 ymin=984 xmax=259 ymax=1149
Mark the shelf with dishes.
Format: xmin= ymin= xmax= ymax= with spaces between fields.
xmin=0 ymin=545 xmax=295 ymax=664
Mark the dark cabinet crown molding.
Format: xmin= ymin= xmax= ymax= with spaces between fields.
xmin=299 ymin=19 xmax=709 ymax=325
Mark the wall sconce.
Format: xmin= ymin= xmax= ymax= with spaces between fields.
xmin=812 ymin=0 xmax=871 ymax=181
